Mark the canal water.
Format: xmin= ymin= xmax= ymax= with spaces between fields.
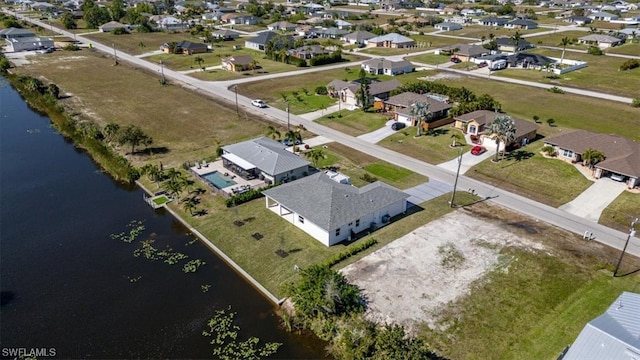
xmin=0 ymin=77 xmax=328 ymax=359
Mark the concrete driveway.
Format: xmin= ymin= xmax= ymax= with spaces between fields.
xmin=559 ymin=177 xmax=628 ymax=222
xmin=357 ymin=120 xmax=396 ymax=143
xmin=437 ymin=147 xmax=494 ymax=175
xmin=404 ymin=179 xmax=453 ymax=206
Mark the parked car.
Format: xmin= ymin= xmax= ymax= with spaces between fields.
xmin=470 ymin=145 xmax=486 ymax=155
xmin=282 ymin=139 xmax=302 ymax=146
xmin=450 ymin=57 xmax=462 ymax=64
xmin=477 ymin=61 xmax=488 ymax=68
xmin=251 ymin=99 xmax=267 ymax=108
xmin=391 ymin=122 xmax=406 ymax=131
xmin=610 ymin=174 xmax=625 ymax=182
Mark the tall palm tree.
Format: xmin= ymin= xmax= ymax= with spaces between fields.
xmin=284 ymin=129 xmax=302 ymax=146
xmin=183 ymin=197 xmax=197 ymax=215
xmin=194 ymin=55 xmax=204 ymax=70
xmin=450 ymin=132 xmax=463 ymax=147
xmin=305 ymin=147 xmax=325 ymax=168
xmin=487 ymin=115 xmax=516 ymax=162
xmin=265 ymin=125 xmax=281 ymax=140
xmin=409 ymin=102 xmax=431 ymax=137
xmin=138 ymin=40 xmax=146 ymax=53
xmin=511 ymin=31 xmax=522 ymax=54
xmin=581 ymin=148 xmax=605 ymax=169
xmin=559 ymin=37 xmax=570 ymax=65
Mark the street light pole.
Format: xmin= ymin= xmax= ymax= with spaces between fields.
xmin=159 ymin=60 xmax=165 ymax=84
xmin=112 ymin=43 xmax=118 ymax=65
xmin=613 ymin=217 xmax=638 ymax=277
xmin=449 ymin=147 xmax=463 ymax=208
xmin=234 ymin=85 xmax=239 ymax=115
xmin=286 ymin=102 xmax=290 ymax=131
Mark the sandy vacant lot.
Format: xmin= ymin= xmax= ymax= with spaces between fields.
xmin=341 ymin=210 xmax=545 ymax=333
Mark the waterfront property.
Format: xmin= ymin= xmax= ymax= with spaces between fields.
xmin=263 ymin=173 xmax=409 ymax=246
xmin=190 ymin=160 xmax=266 ymax=196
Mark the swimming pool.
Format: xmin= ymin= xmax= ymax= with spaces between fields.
xmin=201 ymin=171 xmax=237 ymax=189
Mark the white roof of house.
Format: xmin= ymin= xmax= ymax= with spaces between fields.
xmin=222 ymin=137 xmax=309 ymax=176
xmin=563 ymin=292 xmax=640 ymax=360
xmin=367 ymin=33 xmax=414 ymax=44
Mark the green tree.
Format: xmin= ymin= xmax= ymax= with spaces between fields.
xmin=103 ymin=123 xmax=120 ymax=143
xmin=109 ymin=0 xmax=126 ymax=21
xmin=581 ymin=148 xmax=605 ymax=169
xmin=117 ymin=124 xmax=153 ymax=154
xmin=47 ymin=83 xmax=60 ymax=99
xmin=356 ymin=68 xmax=371 ymax=110
xmin=265 ymin=125 xmax=281 ymax=140
xmin=559 ymin=37 xmax=570 ymax=65
xmin=194 ymin=55 xmax=204 ymax=70
xmin=305 ymin=147 xmax=325 ymax=167
xmin=486 ymin=115 xmax=516 ymax=162
xmin=283 ymin=129 xmax=301 ymax=146
xmin=409 ymin=102 xmax=431 ymax=137
xmin=164 ymin=177 xmax=184 ymax=200
xmin=182 ymin=197 xmax=197 ymax=215
xmin=511 ymin=31 xmax=522 ymax=54
xmin=450 ymin=132 xmax=463 ymax=147
xmin=60 ymin=12 xmax=77 ymax=29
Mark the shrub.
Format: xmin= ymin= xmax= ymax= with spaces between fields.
xmin=631 ymin=98 xmax=640 ymax=108
xmin=541 ymin=145 xmax=557 ymax=156
xmin=322 ymin=238 xmax=378 ymax=268
xmin=225 ymin=183 xmax=278 ymax=207
xmin=315 ymin=86 xmax=328 ymax=95
xmin=309 ymin=51 xmax=343 ymax=66
xmin=63 ymin=44 xmax=80 ymax=51
xmin=360 ymin=173 xmax=378 ymax=183
xmin=111 ymin=27 xmax=128 ymax=35
xmin=619 ymin=59 xmax=640 ymax=71
xmin=587 ymin=46 xmax=603 ymax=55
xmin=548 ymin=86 xmax=565 ymax=94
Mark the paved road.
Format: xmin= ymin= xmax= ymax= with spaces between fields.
xmin=10 ymin=11 xmax=639 ymax=258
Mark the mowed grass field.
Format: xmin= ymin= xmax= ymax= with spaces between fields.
xmin=420 ymin=201 xmax=640 ymax=359
xmin=315 ymin=109 xmax=389 ymax=136
xmin=599 ymin=191 xmax=640 ymax=234
xmin=379 ymin=126 xmax=471 ymax=165
xmin=83 ymin=31 xmax=202 ymax=55
xmin=526 ymin=30 xmax=590 ymax=49
xmin=14 ymin=49 xmax=266 ymax=168
xmin=493 ymin=48 xmax=640 ymax=98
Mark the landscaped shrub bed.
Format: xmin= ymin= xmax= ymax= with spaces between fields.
xmin=225 ymin=183 xmax=278 ymax=207
xmin=322 ymin=238 xmax=378 ymax=268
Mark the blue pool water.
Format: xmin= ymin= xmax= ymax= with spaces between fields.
xmin=202 ymin=171 xmax=236 ymax=189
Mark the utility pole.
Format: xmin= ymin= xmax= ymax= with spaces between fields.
xmin=159 ymin=60 xmax=165 ymax=84
xmin=449 ymin=147 xmax=463 ymax=208
xmin=112 ymin=43 xmax=118 ymax=65
xmin=286 ymin=102 xmax=290 ymax=131
xmin=234 ymin=85 xmax=239 ymax=115
xmin=613 ymin=217 xmax=638 ymax=277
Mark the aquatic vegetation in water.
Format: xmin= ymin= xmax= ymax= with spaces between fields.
xmin=183 ymin=259 xmax=206 ymax=273
xmin=185 ymin=238 xmax=198 ymax=246
xmin=110 ymin=220 xmax=146 ymax=243
xmin=201 ymin=284 xmax=211 ymax=292
xmin=125 ymin=275 xmax=143 ymax=283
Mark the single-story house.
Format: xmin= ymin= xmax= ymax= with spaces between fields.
xmin=496 ymin=37 xmax=534 ymax=52
xmin=230 ymin=15 xmax=262 ymax=25
xmin=335 ymin=19 xmax=354 ymax=30
xmin=543 ymin=130 xmax=640 ymax=188
xmin=315 ymin=27 xmax=349 ymax=39
xmin=327 ymin=78 xmax=403 ymax=107
xmin=245 ymin=31 xmax=293 ymax=51
xmin=221 ymin=137 xmax=310 ymax=184
xmin=0 ymin=27 xmax=35 ymax=39
xmin=564 ymin=15 xmax=593 ymax=25
xmin=454 ymin=110 xmax=538 ymax=151
xmin=267 ymin=21 xmax=296 ymax=31
xmin=211 ymin=29 xmax=240 ymax=40
xmin=149 ymin=15 xmax=186 ymax=31
xmin=341 ymin=30 xmax=376 ymax=46
xmin=383 ymin=92 xmax=452 ymax=129
xmin=360 ymin=58 xmax=414 ymax=76
xmin=505 ymin=19 xmax=538 ymax=29
xmin=287 ymin=45 xmax=330 ymax=59
xmin=461 ymin=8 xmax=485 ymax=16
xmin=444 ymin=43 xmax=489 ymax=62
xmin=507 ymin=52 xmax=555 ymax=68
xmin=161 ymin=40 xmax=208 ymax=55
xmin=4 ymin=36 xmax=54 ymax=52
xmin=587 ymin=11 xmax=619 ymax=21
xmin=366 ymin=33 xmax=415 ymax=48
xmin=221 ymin=55 xmax=254 ymax=72
xmin=561 ymin=292 xmax=640 ymax=359
xmin=263 ymin=172 xmax=409 ymax=246
xmin=478 ymin=16 xmax=508 ymax=26
xmin=99 ymin=21 xmax=130 ymax=32
xmin=578 ymin=34 xmax=624 ymax=48
xmin=434 ymin=22 xmax=463 ymax=31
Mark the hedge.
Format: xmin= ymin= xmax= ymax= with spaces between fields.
xmin=225 ymin=183 xmax=279 ymax=207
xmin=322 ymin=238 xmax=378 ymax=268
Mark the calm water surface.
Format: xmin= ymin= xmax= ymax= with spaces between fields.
xmin=0 ymin=77 xmax=327 ymax=359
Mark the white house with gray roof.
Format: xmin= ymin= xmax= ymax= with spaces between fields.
xmin=361 ymin=58 xmax=414 ymax=76
xmin=263 ymin=173 xmax=409 ymax=246
xmin=562 ymin=291 xmax=640 ymax=359
xmin=365 ymin=33 xmax=415 ymax=48
xmin=221 ymin=137 xmax=309 ymax=184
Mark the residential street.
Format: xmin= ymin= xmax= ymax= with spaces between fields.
xmin=8 ymin=12 xmax=640 ymax=258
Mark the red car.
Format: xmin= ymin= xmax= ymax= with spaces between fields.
xmin=450 ymin=57 xmax=462 ymax=63
xmin=470 ymin=145 xmax=486 ymax=155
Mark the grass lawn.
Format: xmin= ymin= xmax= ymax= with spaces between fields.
xmin=606 ymin=42 xmax=640 ymax=56
xmin=526 ymin=30 xmax=590 ymax=49
xmin=315 ymin=109 xmax=389 ymax=136
xmin=421 ymin=74 xmax=640 ymax=141
xmin=14 ymin=49 xmax=266 ymax=168
xmin=452 ymin=25 xmax=548 ymax=40
xmin=83 ymin=31 xmax=203 ymax=55
xmin=308 ymin=142 xmax=428 ymax=189
xmin=379 ymin=127 xmax=471 ymax=165
xmin=162 ymin=178 xmax=467 ymax=298
xmin=407 ymin=53 xmax=451 ymax=65
xmin=599 ymin=191 xmax=640 ymax=234
xmin=466 ymin=143 xmax=593 ymax=207
xmin=411 ymin=34 xmax=471 ymax=49
xmin=492 ymin=48 xmax=640 ymax=98
xmin=418 ymin=202 xmax=640 ymax=360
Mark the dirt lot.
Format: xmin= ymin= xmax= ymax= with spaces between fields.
xmin=340 ymin=210 xmax=547 ymax=333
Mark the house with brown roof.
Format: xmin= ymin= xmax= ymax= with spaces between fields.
xmin=454 ymin=110 xmax=538 ymax=150
xmin=443 ymin=43 xmax=489 ymax=62
xmin=160 ymin=40 xmax=208 ymax=55
xmin=543 ymin=130 xmax=640 ymax=188
xmin=327 ymin=79 xmax=403 ymax=108
xmin=286 ymin=45 xmax=330 ymax=59
xmin=221 ymin=55 xmax=255 ymax=72
xmin=383 ymin=92 xmax=452 ymax=130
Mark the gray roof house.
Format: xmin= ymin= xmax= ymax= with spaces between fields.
xmin=478 ymin=16 xmax=508 ymax=26
xmin=587 ymin=11 xmax=619 ymax=21
xmin=505 ymin=19 xmax=538 ymax=29
xmin=434 ymin=22 xmax=463 ymax=31
xmin=4 ymin=35 xmax=54 ymax=52
xmin=361 ymin=58 xmax=414 ymax=76
xmin=211 ymin=29 xmax=240 ymax=40
xmin=327 ymin=78 xmax=403 ymax=107
xmin=562 ymin=292 xmax=640 ymax=359
xmin=341 ymin=30 xmax=377 ymax=45
xmin=0 ymin=27 xmax=35 ymax=39
xmin=263 ymin=172 xmax=409 ymax=246
xmin=578 ymin=34 xmax=624 ymax=48
xmin=221 ymin=137 xmax=309 ymax=184
xmin=366 ymin=33 xmax=415 ymax=48
xmin=245 ymin=31 xmax=293 ymax=51
xmin=99 ymin=21 xmax=130 ymax=32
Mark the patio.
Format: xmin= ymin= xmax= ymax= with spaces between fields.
xmin=190 ymin=160 xmax=266 ymax=196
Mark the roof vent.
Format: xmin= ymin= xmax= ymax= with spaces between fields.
xmin=617 ymin=301 xmax=623 ymax=310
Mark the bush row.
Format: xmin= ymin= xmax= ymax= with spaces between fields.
xmin=321 ymin=238 xmax=378 ymax=268
xmin=309 ymin=51 xmax=343 ymax=66
xmin=225 ymin=183 xmax=278 ymax=207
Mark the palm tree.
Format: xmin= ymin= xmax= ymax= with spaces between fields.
xmin=182 ymin=197 xmax=197 ymax=215
xmin=581 ymin=148 xmax=605 ymax=169
xmin=103 ymin=123 xmax=120 ymax=143
xmin=305 ymin=147 xmax=325 ymax=168
xmin=559 ymin=37 xmax=570 ymax=65
xmin=165 ymin=178 xmax=184 ymax=201
xmin=486 ymin=115 xmax=516 ymax=162
xmin=450 ymin=132 xmax=463 ymax=147
xmin=265 ymin=125 xmax=281 ymax=140
xmin=138 ymin=40 xmax=146 ymax=53
xmin=481 ymin=35 xmax=486 ymax=45
xmin=409 ymin=102 xmax=431 ymax=137
xmin=194 ymin=55 xmax=204 ymax=70
xmin=284 ymin=129 xmax=302 ymax=146
xmin=511 ymin=31 xmax=522 ymax=54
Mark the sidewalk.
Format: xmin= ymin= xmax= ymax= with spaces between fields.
xmin=299 ymin=104 xmax=341 ymax=121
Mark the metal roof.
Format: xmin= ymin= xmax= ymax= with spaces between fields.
xmin=222 ymin=137 xmax=309 ymax=177
xmin=563 ymin=292 xmax=640 ymax=360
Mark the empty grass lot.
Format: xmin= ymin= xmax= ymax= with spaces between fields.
xmin=451 ymin=25 xmax=548 ymax=40
xmin=526 ymin=30 xmax=590 ymax=49
xmin=315 ymin=109 xmax=389 ymax=136
xmin=467 ymin=143 xmax=593 ymax=207
xmin=493 ymin=48 xmax=640 ymax=98
xmin=310 ymin=142 xmax=428 ymax=189
xmin=599 ymin=191 xmax=640 ymax=234
xmin=606 ymin=42 xmax=640 ymax=56
xmin=379 ymin=127 xmax=471 ymax=165
xmin=83 ymin=31 xmax=203 ymax=55
xmin=407 ymin=53 xmax=451 ymax=65
xmin=411 ymin=74 xmax=640 ymax=141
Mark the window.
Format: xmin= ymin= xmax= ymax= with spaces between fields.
xmin=356 ymin=219 xmax=360 ymax=227
xmin=298 ymin=216 xmax=304 ymax=224
xmin=348 ymin=222 xmax=353 ymax=226
xmin=562 ymin=149 xmax=574 ymax=158
xmin=335 ymin=228 xmax=341 ymax=236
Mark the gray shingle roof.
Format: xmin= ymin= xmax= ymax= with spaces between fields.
xmin=563 ymin=292 xmax=640 ymax=360
xmin=222 ymin=137 xmax=309 ymax=176
xmin=362 ymin=58 xmax=414 ymax=71
xmin=578 ymin=34 xmax=623 ymax=43
xmin=342 ymin=30 xmax=376 ymax=42
xmin=262 ymin=173 xmax=409 ymax=231
xmin=367 ymin=32 xmax=415 ymax=45
xmin=246 ymin=31 xmax=292 ymax=46
xmin=0 ymin=27 xmax=35 ymax=37
xmin=385 ymin=92 xmax=451 ymax=113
